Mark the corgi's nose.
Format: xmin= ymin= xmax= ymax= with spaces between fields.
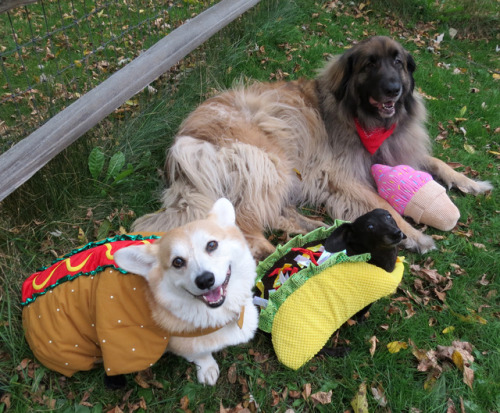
xmin=195 ymin=271 xmax=215 ymax=290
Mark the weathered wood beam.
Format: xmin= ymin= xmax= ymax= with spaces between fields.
xmin=0 ymin=0 xmax=260 ymax=201
xmin=0 ymin=0 xmax=37 ymax=13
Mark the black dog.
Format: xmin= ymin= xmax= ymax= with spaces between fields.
xmin=324 ymin=208 xmax=406 ymax=272
xmin=320 ymin=208 xmax=406 ymax=357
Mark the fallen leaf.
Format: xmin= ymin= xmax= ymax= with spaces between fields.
xmin=228 ymin=364 xmax=237 ymax=384
xmin=463 ymin=365 xmax=474 ymax=389
xmin=302 ymin=383 xmax=312 ymax=400
xmin=447 ymin=398 xmax=457 ymax=413
xmin=442 ymin=326 xmax=455 ymax=334
xmin=350 ymin=383 xmax=368 ymax=413
xmin=451 ymin=350 xmax=464 ymax=370
xmin=387 ymin=341 xmax=408 ymax=353
xmin=270 ymin=389 xmax=280 ymax=407
xmin=311 ymin=390 xmax=332 ymax=406
xmin=371 ymin=383 xmax=387 ymax=407
xmin=180 ymin=395 xmax=190 ymax=411
xmin=464 ymin=144 xmax=475 ymax=154
xmin=368 ymin=335 xmax=379 ymax=357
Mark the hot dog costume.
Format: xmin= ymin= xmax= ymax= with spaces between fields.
xmin=22 ymin=234 xmax=243 ymax=377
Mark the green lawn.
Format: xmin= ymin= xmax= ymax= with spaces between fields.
xmin=0 ymin=0 xmax=498 ymax=411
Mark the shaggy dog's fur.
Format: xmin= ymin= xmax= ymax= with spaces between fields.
xmin=133 ymin=36 xmax=492 ymax=259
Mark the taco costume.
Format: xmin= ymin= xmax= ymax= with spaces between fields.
xmin=22 ymin=233 xmax=243 ymax=377
xmin=255 ymin=222 xmax=405 ymax=370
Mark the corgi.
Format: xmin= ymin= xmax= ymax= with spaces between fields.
xmin=22 ymin=198 xmax=258 ymax=386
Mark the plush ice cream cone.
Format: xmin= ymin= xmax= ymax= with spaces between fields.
xmin=371 ymin=164 xmax=460 ymax=231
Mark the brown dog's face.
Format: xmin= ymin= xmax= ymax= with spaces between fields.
xmin=334 ymin=36 xmax=416 ymax=120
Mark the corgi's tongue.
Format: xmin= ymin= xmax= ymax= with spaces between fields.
xmin=202 ymin=286 xmax=223 ymax=304
xmin=198 ymin=266 xmax=231 ymax=308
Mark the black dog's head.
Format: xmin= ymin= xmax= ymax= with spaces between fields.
xmin=324 ymin=208 xmax=406 ymax=272
xmin=348 ymin=208 xmax=406 ymax=250
xmin=319 ymin=36 xmax=416 ymax=123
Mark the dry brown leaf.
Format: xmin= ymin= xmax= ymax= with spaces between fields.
xmin=463 ymin=365 xmax=474 ymax=389
xmin=446 ymin=398 xmax=457 ymax=413
xmin=134 ymin=372 xmax=150 ymax=389
xmin=180 ymin=395 xmax=190 ymax=411
xmin=369 ymin=335 xmax=379 ymax=357
xmin=311 ymin=390 xmax=333 ymax=406
xmin=478 ymin=274 xmax=490 ymax=286
xmin=270 ymin=389 xmax=280 ymax=407
xmin=0 ymin=394 xmax=11 ymax=409
xmin=302 ymin=383 xmax=312 ymax=400
xmin=228 ymin=363 xmax=237 ymax=384
xmin=371 ymin=383 xmax=387 ymax=407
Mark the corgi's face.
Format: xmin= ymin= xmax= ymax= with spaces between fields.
xmin=154 ymin=220 xmax=239 ymax=308
xmin=114 ymin=198 xmax=249 ymax=312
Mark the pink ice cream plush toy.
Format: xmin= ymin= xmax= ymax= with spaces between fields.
xmin=371 ymin=164 xmax=460 ymax=231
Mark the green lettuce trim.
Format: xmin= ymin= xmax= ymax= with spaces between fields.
xmin=257 ymin=221 xmax=370 ymax=332
xmin=21 ymin=234 xmax=162 ymax=307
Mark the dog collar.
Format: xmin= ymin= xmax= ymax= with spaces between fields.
xmin=170 ymin=306 xmax=246 ymax=338
xmin=354 ymin=118 xmax=397 ymax=155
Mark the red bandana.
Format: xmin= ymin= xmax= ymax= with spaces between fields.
xmin=354 ymin=118 xmax=397 ymax=155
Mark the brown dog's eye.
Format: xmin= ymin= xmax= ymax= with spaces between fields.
xmin=172 ymin=257 xmax=185 ymax=268
xmin=394 ymin=57 xmax=403 ymax=66
xmin=206 ymin=240 xmax=218 ymax=252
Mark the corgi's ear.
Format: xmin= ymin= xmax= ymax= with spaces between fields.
xmin=114 ymin=244 xmax=159 ymax=278
xmin=208 ymin=198 xmax=236 ymax=227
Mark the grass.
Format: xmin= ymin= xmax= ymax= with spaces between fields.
xmin=0 ymin=0 xmax=214 ymax=150
xmin=1 ymin=0 xmax=499 ymax=411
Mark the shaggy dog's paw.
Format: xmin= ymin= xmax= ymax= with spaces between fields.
xmin=197 ymin=362 xmax=220 ymax=386
xmin=402 ymin=233 xmax=436 ymax=254
xmin=456 ymin=179 xmax=493 ymax=196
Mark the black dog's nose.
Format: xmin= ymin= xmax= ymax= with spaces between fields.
xmin=397 ymin=230 xmax=407 ymax=240
xmin=195 ymin=271 xmax=215 ymax=290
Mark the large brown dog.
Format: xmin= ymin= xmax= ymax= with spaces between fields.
xmin=133 ymin=36 xmax=492 ymax=259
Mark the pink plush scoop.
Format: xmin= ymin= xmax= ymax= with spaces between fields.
xmin=371 ymin=164 xmax=460 ymax=231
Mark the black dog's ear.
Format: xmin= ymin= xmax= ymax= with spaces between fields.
xmin=324 ymin=223 xmax=352 ymax=253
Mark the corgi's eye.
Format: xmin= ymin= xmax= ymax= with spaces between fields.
xmin=206 ymin=240 xmax=218 ymax=253
xmin=172 ymin=257 xmax=185 ymax=268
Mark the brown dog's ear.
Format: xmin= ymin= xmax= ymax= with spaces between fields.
xmin=319 ymin=53 xmax=354 ymax=102
xmin=333 ymin=54 xmax=354 ymax=101
xmin=406 ymin=53 xmax=416 ymax=73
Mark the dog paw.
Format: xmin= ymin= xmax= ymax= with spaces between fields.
xmin=457 ymin=179 xmax=493 ymax=195
xmin=197 ymin=363 xmax=220 ymax=386
xmin=401 ymin=233 xmax=436 ymax=254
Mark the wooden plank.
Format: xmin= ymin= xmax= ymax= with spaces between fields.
xmin=0 ymin=0 xmax=37 ymax=13
xmin=0 ymin=0 xmax=260 ymax=201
